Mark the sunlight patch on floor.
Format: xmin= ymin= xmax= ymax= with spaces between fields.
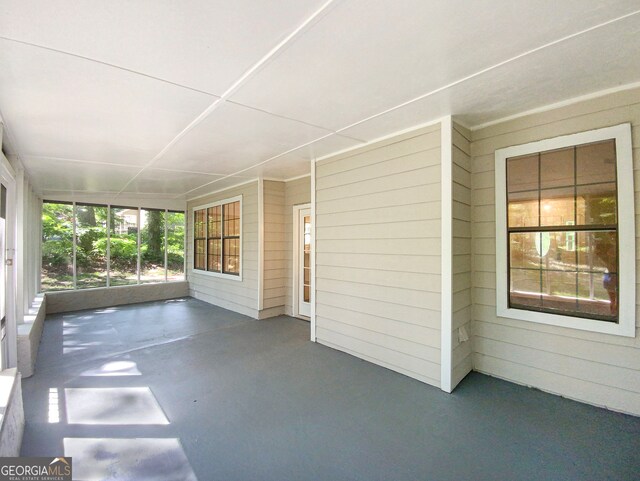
xmin=80 ymin=360 xmax=141 ymax=377
xmin=65 ymin=387 xmax=169 ymax=425
xmin=64 ymin=438 xmax=197 ymax=481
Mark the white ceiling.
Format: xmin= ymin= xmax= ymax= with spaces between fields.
xmin=1 ymin=0 xmax=639 ymax=202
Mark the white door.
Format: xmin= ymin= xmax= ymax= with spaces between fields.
xmin=0 ymin=185 xmax=7 ymax=369
xmin=297 ymin=208 xmax=311 ymax=318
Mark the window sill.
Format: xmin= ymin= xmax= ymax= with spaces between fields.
xmin=189 ymin=269 xmax=243 ymax=282
xmin=497 ymin=304 xmax=635 ymax=337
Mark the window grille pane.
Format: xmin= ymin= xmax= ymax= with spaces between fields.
xmin=576 ymin=183 xmax=617 ymax=225
xmin=540 ymin=147 xmax=574 ymax=189
xmin=508 ymin=191 xmax=539 ymax=227
xmin=207 ymin=239 xmax=221 ymax=272
xmin=509 ymin=269 xmax=542 ymax=309
xmin=540 ymin=187 xmax=574 ymax=226
xmin=194 ymin=209 xmax=206 ymax=239
xmin=223 ymin=202 xmax=240 ymax=236
xmin=208 ymin=206 xmax=221 ymax=238
xmin=223 ymin=238 xmax=240 ymax=275
xmin=576 ymin=231 xmax=617 ymax=273
xmin=576 ymin=140 xmax=616 ymax=185
xmin=507 ymin=154 xmax=539 ymax=192
xmin=509 ymin=232 xmax=540 ymax=269
xmin=194 ymin=239 xmax=206 ymax=270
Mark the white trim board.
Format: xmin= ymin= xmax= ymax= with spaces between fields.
xmin=310 ymin=158 xmax=317 ymax=342
xmin=440 ymin=116 xmax=453 ymax=393
xmin=494 ymin=123 xmax=635 ymax=337
xmin=257 ymin=178 xmax=264 ymax=311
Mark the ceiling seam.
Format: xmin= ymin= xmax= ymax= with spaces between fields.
xmin=0 ymin=36 xmax=220 ymax=98
xmin=21 ymin=155 xmax=243 ymax=176
xmin=178 ymin=131 xmax=336 ymax=197
xmin=114 ymin=0 xmax=339 ymax=202
xmin=224 ymin=99 xmax=366 ymax=142
xmin=182 ymin=7 xmax=640 ymax=195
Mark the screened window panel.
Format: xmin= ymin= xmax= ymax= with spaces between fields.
xmin=110 ymin=207 xmax=139 ymax=286
xmin=166 ymin=211 xmax=185 ymax=281
xmin=75 ymin=204 xmax=108 ymax=289
xmin=41 ymin=202 xmax=75 ymax=291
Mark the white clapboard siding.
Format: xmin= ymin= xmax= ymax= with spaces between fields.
xmin=315 ymin=124 xmax=442 ymax=387
xmin=470 ymin=86 xmax=640 ymax=416
xmin=283 ymin=176 xmax=311 ymax=316
xmin=451 ymin=121 xmax=473 ymax=388
xmin=262 ymin=180 xmax=286 ymax=317
xmin=186 ymin=181 xmax=259 ymax=318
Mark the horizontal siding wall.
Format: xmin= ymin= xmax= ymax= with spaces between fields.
xmin=470 ymin=87 xmax=640 ymax=415
xmin=261 ymin=180 xmax=286 ymax=318
xmin=187 ymin=181 xmax=259 ymax=318
xmin=284 ymin=176 xmax=311 ymax=316
xmin=315 ymin=124 xmax=442 ymax=387
xmin=451 ymin=121 xmax=473 ymax=388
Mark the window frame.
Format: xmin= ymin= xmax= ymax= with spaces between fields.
xmin=191 ymin=195 xmax=242 ymax=281
xmin=495 ymin=123 xmax=635 ymax=337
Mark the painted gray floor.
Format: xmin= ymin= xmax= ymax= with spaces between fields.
xmin=21 ymin=297 xmax=640 ymax=481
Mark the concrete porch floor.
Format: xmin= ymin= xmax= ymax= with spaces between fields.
xmin=21 ymin=297 xmax=640 ymax=481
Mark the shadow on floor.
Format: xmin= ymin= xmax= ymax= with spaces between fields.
xmin=21 ymin=297 xmax=640 ymax=481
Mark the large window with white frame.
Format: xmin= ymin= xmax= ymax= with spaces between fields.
xmin=495 ymin=123 xmax=635 ymax=337
xmin=192 ymin=196 xmax=241 ymax=278
xmin=41 ymin=202 xmax=185 ymax=291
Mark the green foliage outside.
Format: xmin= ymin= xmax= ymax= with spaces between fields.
xmin=41 ymin=203 xmax=185 ymax=291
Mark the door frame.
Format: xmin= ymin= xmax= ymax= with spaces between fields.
xmin=0 ymin=154 xmax=16 ymax=369
xmin=292 ymin=203 xmax=311 ymax=320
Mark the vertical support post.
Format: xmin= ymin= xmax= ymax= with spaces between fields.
xmin=137 ymin=208 xmax=141 ymax=284
xmin=257 ymin=178 xmax=264 ymax=313
xmin=72 ymin=202 xmax=77 ymax=290
xmin=164 ymin=209 xmax=168 ymax=282
xmin=310 ymin=158 xmax=317 ymax=342
xmin=106 ymin=205 xmax=111 ymax=288
xmin=440 ymin=116 xmax=453 ymax=393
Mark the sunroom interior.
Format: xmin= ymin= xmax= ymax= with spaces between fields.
xmin=0 ymin=1 xmax=639 ymax=479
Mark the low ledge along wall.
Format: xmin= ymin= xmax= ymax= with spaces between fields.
xmin=45 ymin=281 xmax=190 ymax=314
xmin=0 ymin=368 xmax=24 ymax=457
xmin=17 ymin=295 xmax=46 ymax=378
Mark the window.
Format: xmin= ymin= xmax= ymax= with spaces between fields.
xmin=41 ymin=203 xmax=185 ymax=291
xmin=495 ymin=124 xmax=635 ymax=337
xmin=192 ymin=196 xmax=241 ymax=278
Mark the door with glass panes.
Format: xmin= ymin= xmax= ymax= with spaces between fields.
xmin=297 ymin=208 xmax=311 ymax=318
